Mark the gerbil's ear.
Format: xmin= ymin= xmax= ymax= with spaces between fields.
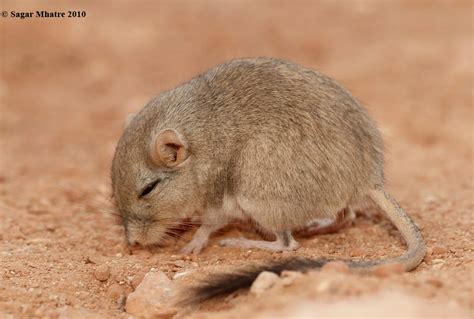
xmin=153 ymin=129 xmax=188 ymax=167
xmin=123 ymin=113 xmax=136 ymax=129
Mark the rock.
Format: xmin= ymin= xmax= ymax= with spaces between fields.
xmin=107 ymin=283 xmax=125 ymax=300
xmin=94 ymin=264 xmax=110 ymax=282
xmin=373 ymin=263 xmax=404 ymax=277
xmin=321 ymin=261 xmax=350 ymax=274
xmin=250 ymin=271 xmax=280 ymax=296
xmin=432 ymin=245 xmax=448 ymax=255
xmin=255 ymin=291 xmax=471 ymax=318
xmin=126 ymin=270 xmax=177 ymax=319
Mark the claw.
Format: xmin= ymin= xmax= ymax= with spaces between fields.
xmin=179 ymin=239 xmax=206 ymax=255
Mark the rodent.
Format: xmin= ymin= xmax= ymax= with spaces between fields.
xmin=111 ymin=57 xmax=426 ymax=304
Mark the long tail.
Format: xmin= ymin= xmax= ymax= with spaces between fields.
xmin=366 ymin=189 xmax=426 ymax=270
xmin=181 ymin=188 xmax=426 ymax=305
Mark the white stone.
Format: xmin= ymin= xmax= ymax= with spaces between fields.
xmin=250 ymin=271 xmax=280 ymax=296
xmin=125 ymin=270 xmax=177 ymax=318
xmin=172 ymin=270 xmax=194 ymax=279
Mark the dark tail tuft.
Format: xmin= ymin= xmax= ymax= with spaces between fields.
xmin=180 ymin=258 xmax=329 ymax=305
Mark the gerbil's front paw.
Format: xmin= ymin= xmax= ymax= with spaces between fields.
xmin=179 ymin=239 xmax=207 ymax=255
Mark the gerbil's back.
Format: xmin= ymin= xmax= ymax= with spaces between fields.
xmin=158 ymin=58 xmax=383 ymax=222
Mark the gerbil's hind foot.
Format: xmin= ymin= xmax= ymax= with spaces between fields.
xmin=299 ymin=207 xmax=355 ymax=237
xmin=220 ymin=231 xmax=300 ymax=252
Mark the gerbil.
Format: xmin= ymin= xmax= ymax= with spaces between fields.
xmin=111 ymin=57 xmax=426 ymax=303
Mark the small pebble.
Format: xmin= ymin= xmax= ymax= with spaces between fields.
xmin=94 ymin=264 xmax=110 ymax=282
xmin=107 ymin=283 xmax=125 ymax=300
xmin=250 ymin=271 xmax=280 ymax=296
xmin=373 ymin=263 xmax=404 ymax=277
xmin=172 ymin=270 xmax=194 ymax=279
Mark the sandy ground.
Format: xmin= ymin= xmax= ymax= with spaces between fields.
xmin=0 ymin=1 xmax=473 ymax=318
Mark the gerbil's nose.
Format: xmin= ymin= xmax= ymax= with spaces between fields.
xmin=124 ymin=226 xmax=138 ymax=246
xmin=126 ymin=232 xmax=139 ymax=246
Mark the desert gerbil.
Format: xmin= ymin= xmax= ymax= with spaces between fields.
xmin=111 ymin=57 xmax=426 ymax=303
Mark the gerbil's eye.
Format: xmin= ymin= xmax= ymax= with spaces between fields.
xmin=139 ymin=178 xmax=161 ymax=198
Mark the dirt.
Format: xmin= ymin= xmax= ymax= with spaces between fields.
xmin=0 ymin=1 xmax=472 ymax=318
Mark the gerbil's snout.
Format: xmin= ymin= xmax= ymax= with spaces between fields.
xmin=125 ymin=231 xmax=137 ymax=246
xmin=123 ymin=225 xmax=138 ymax=246
xmin=123 ymin=218 xmax=167 ymax=248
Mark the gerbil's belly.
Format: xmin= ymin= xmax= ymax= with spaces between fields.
xmin=224 ymin=195 xmax=346 ymax=232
